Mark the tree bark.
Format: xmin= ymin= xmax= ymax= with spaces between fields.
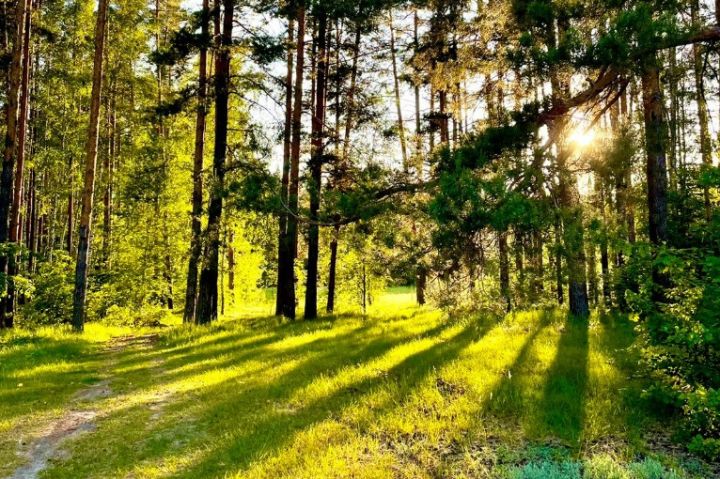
xmin=4 ymin=0 xmax=32 ymax=326
xmin=284 ymin=5 xmax=305 ymax=320
xmin=183 ymin=0 xmax=209 ymax=323
xmin=641 ymin=64 xmax=669 ymax=245
xmin=102 ymin=85 xmax=115 ymax=268
xmin=304 ymin=9 xmax=327 ymax=320
xmin=326 ymin=224 xmax=339 ymax=313
xmin=71 ymin=0 xmax=109 ymax=331
xmin=275 ymin=16 xmax=294 ymax=317
xmin=499 ymin=230 xmax=511 ymax=312
xmin=227 ymin=229 xmax=234 ymax=296
xmin=195 ymin=0 xmax=234 ymax=325
xmin=326 ymin=22 xmax=362 ymax=313
xmin=388 ymin=9 xmax=408 ymax=170
xmin=691 ymin=0 xmax=713 ymax=220
xmin=0 ymin=0 xmax=29 ymax=328
xmin=554 ymin=218 xmax=564 ymax=305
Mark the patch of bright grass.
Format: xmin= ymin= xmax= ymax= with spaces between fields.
xmin=0 ymin=291 xmax=715 ymax=478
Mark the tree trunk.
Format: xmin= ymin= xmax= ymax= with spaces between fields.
xmin=691 ymin=0 xmax=713 ymax=220
xmin=4 ymin=0 xmax=32 ymax=326
xmin=183 ymin=0 xmax=209 ymax=323
xmin=66 ymin=154 xmax=73 ymax=255
xmin=102 ymin=87 xmax=115 ymax=268
xmin=71 ymin=0 xmax=109 ymax=331
xmin=641 ymin=64 xmax=669 ymax=245
xmin=304 ymin=9 xmax=327 ymax=320
xmin=27 ymin=169 xmax=36 ymax=272
xmin=416 ymin=266 xmax=426 ymax=305
xmin=499 ymin=230 xmax=511 ymax=312
xmin=275 ymin=16 xmax=294 ymax=317
xmin=195 ymin=0 xmax=234 ymax=325
xmin=0 ymin=0 xmax=29 ymax=328
xmin=388 ymin=9 xmax=408 ymax=170
xmin=326 ymin=224 xmax=339 ymax=313
xmin=284 ymin=5 xmax=305 ymax=320
xmin=227 ymin=229 xmax=235 ymax=295
xmin=554 ymin=218 xmax=564 ymax=305
xmin=326 ymin=23 xmax=361 ymax=313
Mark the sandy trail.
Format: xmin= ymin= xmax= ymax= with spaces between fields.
xmin=6 ymin=334 xmax=160 ymax=479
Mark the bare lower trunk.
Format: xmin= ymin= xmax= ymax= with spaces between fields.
xmin=196 ymin=0 xmax=234 ymax=324
xmin=71 ymin=0 xmax=109 ymax=331
xmin=196 ymin=0 xmax=234 ymax=325
xmin=304 ymin=9 xmax=328 ymax=320
xmin=326 ymin=225 xmax=339 ymax=313
xmin=499 ymin=230 xmax=511 ymax=312
xmin=183 ymin=0 xmax=209 ymax=323
xmin=284 ymin=6 xmax=305 ymax=320
xmin=275 ymin=17 xmax=294 ymax=317
xmin=416 ymin=266 xmax=426 ymax=305
xmin=0 ymin=0 xmax=30 ymax=328
xmin=641 ymin=64 xmax=669 ymax=246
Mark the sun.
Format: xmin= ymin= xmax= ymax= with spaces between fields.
xmin=569 ymin=128 xmax=596 ymax=148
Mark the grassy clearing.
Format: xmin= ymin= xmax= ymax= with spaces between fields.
xmin=0 ymin=290 xmax=714 ymax=478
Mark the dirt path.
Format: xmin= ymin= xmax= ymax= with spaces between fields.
xmin=7 ymin=334 xmax=160 ymax=479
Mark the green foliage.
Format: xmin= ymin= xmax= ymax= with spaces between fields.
xmin=625 ymin=207 xmax=720 ymax=455
xmin=102 ymin=304 xmax=174 ymax=327
xmin=20 ymin=251 xmax=74 ymax=327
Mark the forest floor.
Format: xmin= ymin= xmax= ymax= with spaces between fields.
xmin=1 ymin=289 xmax=718 ymax=479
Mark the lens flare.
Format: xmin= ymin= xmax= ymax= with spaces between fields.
xmin=569 ymin=128 xmax=595 ymax=148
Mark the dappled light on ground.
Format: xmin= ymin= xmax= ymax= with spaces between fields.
xmin=0 ymin=293 xmax=710 ymax=478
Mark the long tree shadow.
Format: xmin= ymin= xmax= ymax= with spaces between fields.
xmin=0 ymin=335 xmax=105 ymax=422
xmin=481 ymin=311 xmax=554 ymax=419
xmin=173 ymin=317 xmax=492 ymax=479
xmin=39 ymin=314 xmax=470 ymax=477
xmin=535 ymin=313 xmax=590 ymax=446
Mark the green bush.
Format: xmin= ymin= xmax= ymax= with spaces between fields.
xmin=102 ymin=303 xmax=173 ymax=327
xmin=19 ymin=251 xmax=73 ymax=326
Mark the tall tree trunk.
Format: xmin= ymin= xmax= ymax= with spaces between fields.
xmin=554 ymin=218 xmax=564 ymax=305
xmin=183 ymin=0 xmax=209 ymax=323
xmin=9 ymin=0 xmax=31 ymax=246
xmin=0 ymin=0 xmax=29 ymax=328
xmin=195 ymin=0 xmax=234 ymax=325
xmin=71 ymin=0 xmax=109 ymax=331
xmin=557 ymin=151 xmax=590 ymax=318
xmin=275 ymin=17 xmax=294 ymax=317
xmin=641 ymin=62 xmax=671 ymax=304
xmin=413 ymin=10 xmax=422 ymax=173
xmin=284 ymin=5 xmax=305 ymax=320
xmin=27 ymin=169 xmax=36 ymax=272
xmin=102 ymin=86 xmax=115 ymax=268
xmin=66 ymin=154 xmax=73 ymax=255
xmin=327 ymin=22 xmax=361 ymax=313
xmin=691 ymin=0 xmax=713 ymax=220
xmin=641 ymin=63 xmax=669 ymax=246
xmin=4 ymin=0 xmax=32 ymax=326
xmin=388 ymin=10 xmax=408 ymax=170
xmin=304 ymin=9 xmax=327 ymax=320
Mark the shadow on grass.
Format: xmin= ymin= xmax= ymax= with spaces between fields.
xmin=35 ymin=313 xmax=476 ymax=477
xmin=0 ymin=335 xmax=104 ymax=421
xmin=536 ymin=314 xmax=590 ymax=446
xmin=173 ymin=317 xmax=491 ymax=478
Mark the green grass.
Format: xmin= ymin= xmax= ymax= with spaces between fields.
xmin=0 ymin=291 xmax=713 ymax=478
